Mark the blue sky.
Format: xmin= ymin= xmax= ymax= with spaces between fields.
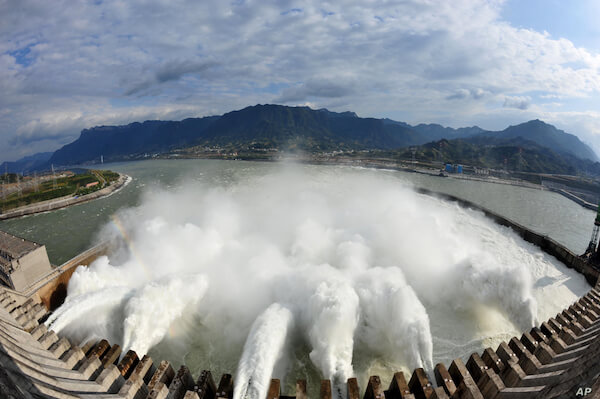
xmin=502 ymin=0 xmax=600 ymax=52
xmin=0 ymin=0 xmax=599 ymax=162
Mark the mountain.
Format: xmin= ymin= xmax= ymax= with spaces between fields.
xmin=0 ymin=152 xmax=53 ymax=174
xmin=405 ymin=136 xmax=600 ymax=176
xmin=48 ymin=117 xmax=219 ymax=166
xmin=477 ymin=119 xmax=598 ymax=162
xmin=48 ymin=105 xmax=423 ymax=165
xmin=31 ymin=104 xmax=597 ymax=174
xmin=199 ymin=104 xmax=420 ymax=150
xmin=411 ymin=123 xmax=484 ymax=142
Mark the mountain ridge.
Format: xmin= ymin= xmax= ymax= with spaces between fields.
xmin=0 ymin=152 xmax=53 ymax=174
xmin=481 ymin=119 xmax=598 ymax=162
xmin=4 ymin=104 xmax=597 ymax=175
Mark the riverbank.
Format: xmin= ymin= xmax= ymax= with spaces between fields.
xmin=154 ymin=151 xmax=550 ymax=192
xmin=551 ymin=188 xmax=597 ymax=211
xmin=0 ymin=173 xmax=131 ymax=221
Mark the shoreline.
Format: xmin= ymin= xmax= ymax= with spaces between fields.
xmin=550 ymin=188 xmax=597 ymax=211
xmin=155 ymin=153 xmax=554 ymax=193
xmin=142 ymin=152 xmax=549 ymax=191
xmin=0 ymin=173 xmax=131 ymax=221
xmin=31 ymin=155 xmax=596 ymax=213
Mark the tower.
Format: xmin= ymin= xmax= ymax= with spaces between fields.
xmin=16 ymin=173 xmax=22 ymax=197
xmin=2 ymin=164 xmax=6 ymax=201
xmin=33 ymin=171 xmax=39 ymax=192
xmin=51 ymin=164 xmax=58 ymax=190
xmin=586 ymin=202 xmax=600 ymax=254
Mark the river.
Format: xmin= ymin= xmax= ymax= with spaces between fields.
xmin=0 ymin=159 xmax=594 ymax=396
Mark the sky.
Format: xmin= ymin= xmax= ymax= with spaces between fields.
xmin=1 ymin=0 xmax=599 ymax=162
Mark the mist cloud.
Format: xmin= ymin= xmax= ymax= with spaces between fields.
xmin=46 ymin=166 xmax=588 ymax=397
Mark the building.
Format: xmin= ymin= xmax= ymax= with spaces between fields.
xmin=0 ymin=230 xmax=53 ymax=291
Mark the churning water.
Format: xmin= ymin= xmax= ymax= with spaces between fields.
xmin=44 ymin=163 xmax=590 ymax=398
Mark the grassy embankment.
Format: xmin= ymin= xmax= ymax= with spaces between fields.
xmin=0 ymin=170 xmax=119 ymax=213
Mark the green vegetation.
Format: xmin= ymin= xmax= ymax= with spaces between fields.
xmin=0 ymin=170 xmax=119 ymax=213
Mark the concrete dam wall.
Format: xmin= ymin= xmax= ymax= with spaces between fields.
xmin=1 ymin=189 xmax=600 ymax=398
xmin=414 ymin=187 xmax=600 ymax=286
xmin=1 ymin=275 xmax=600 ymax=398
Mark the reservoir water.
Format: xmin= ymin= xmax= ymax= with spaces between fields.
xmin=0 ymin=159 xmax=594 ymax=397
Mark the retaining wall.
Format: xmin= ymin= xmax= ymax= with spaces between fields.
xmin=415 ymin=187 xmax=600 ymax=286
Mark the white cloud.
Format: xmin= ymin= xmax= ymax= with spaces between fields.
xmin=0 ymin=0 xmax=599 ymax=160
xmin=503 ymin=96 xmax=531 ymax=110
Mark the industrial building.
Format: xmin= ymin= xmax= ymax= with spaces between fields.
xmin=0 ymin=230 xmax=53 ymax=291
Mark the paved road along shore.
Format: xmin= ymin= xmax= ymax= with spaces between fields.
xmin=0 ymin=173 xmax=131 ymax=221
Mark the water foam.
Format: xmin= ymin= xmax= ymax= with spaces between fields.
xmin=234 ymin=304 xmax=294 ymax=399
xmin=48 ymin=165 xmax=589 ymax=392
xmin=122 ymin=274 xmax=208 ymax=355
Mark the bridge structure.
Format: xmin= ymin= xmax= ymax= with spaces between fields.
xmin=1 ymin=194 xmax=600 ymax=398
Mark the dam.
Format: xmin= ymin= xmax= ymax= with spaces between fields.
xmin=1 ymin=187 xmax=600 ymax=398
xmin=0 ymin=160 xmax=599 ymax=398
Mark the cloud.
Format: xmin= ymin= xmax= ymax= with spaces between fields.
xmin=503 ymin=96 xmax=532 ymax=110
xmin=0 ymin=0 xmax=599 ymax=161
xmin=446 ymin=88 xmax=490 ymax=101
xmin=275 ymin=79 xmax=356 ymax=103
xmin=125 ymin=60 xmax=217 ymax=96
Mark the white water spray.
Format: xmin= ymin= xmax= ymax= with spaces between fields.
xmin=356 ymin=267 xmax=433 ymax=372
xmin=304 ymin=278 xmax=359 ymax=385
xmin=234 ymin=303 xmax=294 ymax=399
xmin=46 ymin=286 xmax=132 ymax=333
xmin=122 ymin=274 xmax=208 ymax=355
xmin=48 ymin=164 xmax=589 ymax=391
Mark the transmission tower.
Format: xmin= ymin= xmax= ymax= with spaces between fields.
xmin=16 ymin=174 xmax=22 ymax=197
xmin=33 ymin=171 xmax=39 ymax=192
xmin=587 ymin=203 xmax=600 ymax=254
xmin=2 ymin=165 xmax=6 ymax=201
xmin=52 ymin=164 xmax=58 ymax=190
